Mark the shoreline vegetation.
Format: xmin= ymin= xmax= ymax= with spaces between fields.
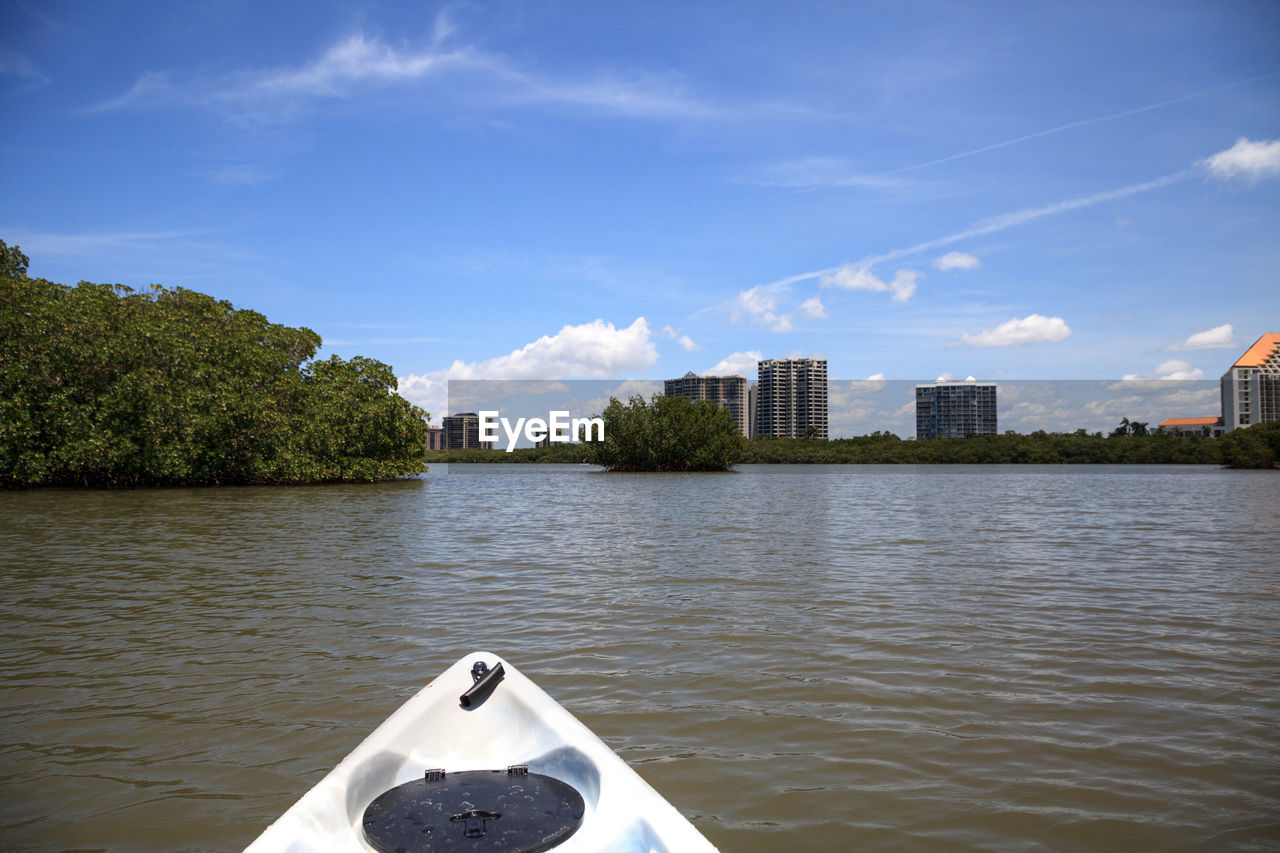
xmin=588 ymin=394 xmax=742 ymax=472
xmin=429 ymin=422 xmax=1280 ymax=469
xmin=1 ymin=240 xmax=429 ymax=488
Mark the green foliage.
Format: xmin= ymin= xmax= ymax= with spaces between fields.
xmin=1109 ymin=417 xmax=1150 ymax=437
xmin=738 ymin=431 xmax=1225 ymax=464
xmin=1219 ymin=420 xmax=1280 ymax=469
xmin=589 ymin=393 xmax=743 ymax=472
xmin=1 ymin=261 xmax=428 ymax=487
xmin=0 ymin=239 xmax=28 ymax=278
xmin=425 ymin=442 xmax=594 ymax=463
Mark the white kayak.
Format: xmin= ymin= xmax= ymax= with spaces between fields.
xmin=245 ymin=652 xmax=719 ymax=852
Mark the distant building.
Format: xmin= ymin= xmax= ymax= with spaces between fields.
xmin=916 ymin=378 xmax=997 ymax=439
xmin=1221 ymin=333 xmax=1280 ymax=431
xmin=441 ymin=412 xmax=494 ymax=449
xmin=663 ymin=372 xmax=750 ymax=437
xmin=756 ymin=358 xmax=828 ymax=439
xmin=747 ymin=382 xmax=758 ymax=440
xmin=426 ymin=426 xmax=446 ymax=451
xmin=537 ymin=426 xmax=569 ymax=447
xmin=1157 ymin=417 xmax=1224 ymax=437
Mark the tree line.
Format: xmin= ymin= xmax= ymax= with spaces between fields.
xmin=425 ymin=394 xmax=744 ymax=471
xmin=736 ymin=429 xmax=1268 ymax=465
xmin=424 ymin=403 xmax=1279 ymax=470
xmin=1 ymin=240 xmax=429 ymax=487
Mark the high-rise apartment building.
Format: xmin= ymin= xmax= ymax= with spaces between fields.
xmin=663 ymin=372 xmax=751 ymax=436
xmin=1221 ymin=333 xmax=1280 ymax=431
xmin=915 ymin=379 xmax=997 ymax=439
xmin=755 ymin=358 xmax=828 ymax=439
xmin=441 ymin=412 xmax=494 ymax=449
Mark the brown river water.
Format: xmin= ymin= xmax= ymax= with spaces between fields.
xmin=2 ymin=464 xmax=1278 ymax=852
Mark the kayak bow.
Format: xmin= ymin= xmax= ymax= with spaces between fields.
xmin=245 ymin=652 xmax=718 ymax=852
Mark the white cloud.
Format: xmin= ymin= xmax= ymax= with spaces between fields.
xmin=844 ymin=373 xmax=886 ymax=394
xmin=799 ymin=295 xmax=827 ymax=318
xmin=730 ymin=283 xmax=794 ymax=331
xmin=934 ymin=251 xmax=981 ymax=271
xmin=447 ymin=317 xmax=656 ymax=379
xmin=737 ymin=157 xmax=913 ymax=190
xmin=675 ymin=335 xmax=700 ymax=351
xmin=0 ymin=56 xmax=51 ymax=96
xmin=956 ymin=314 xmax=1072 ymax=347
xmin=580 ymin=379 xmax=664 ymax=416
xmin=1166 ymin=323 xmax=1239 ymax=351
xmin=3 ymin=227 xmax=216 ymax=257
xmin=1121 ymin=359 xmax=1205 ymax=381
xmin=660 ymin=325 xmax=703 ymax=352
xmin=90 ymin=27 xmax=755 ymax=123
xmin=252 ymin=32 xmax=468 ymax=98
xmin=820 ymin=265 xmax=919 ymax=303
xmin=703 ymin=351 xmax=762 ymax=377
xmin=397 ymin=317 xmax=657 ymax=419
xmin=1203 ymin=138 xmax=1280 ymax=181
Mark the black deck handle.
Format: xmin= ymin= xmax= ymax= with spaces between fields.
xmin=459 ymin=661 xmax=505 ymax=708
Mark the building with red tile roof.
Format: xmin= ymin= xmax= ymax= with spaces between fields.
xmin=1157 ymin=416 xmax=1224 ymax=437
xmin=1221 ymin=333 xmax=1280 ymax=432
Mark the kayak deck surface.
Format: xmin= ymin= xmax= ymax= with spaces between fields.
xmin=244 ymin=652 xmax=718 ymax=852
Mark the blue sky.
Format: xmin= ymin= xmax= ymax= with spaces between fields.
xmin=3 ymin=1 xmax=1278 ymax=424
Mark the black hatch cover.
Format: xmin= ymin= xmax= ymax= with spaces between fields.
xmin=362 ymin=767 xmax=585 ymax=853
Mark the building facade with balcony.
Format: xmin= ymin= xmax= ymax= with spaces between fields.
xmin=1221 ymin=333 xmax=1280 ymax=431
xmin=663 ymin=372 xmax=751 ymax=437
xmin=441 ymin=412 xmax=494 ymax=449
xmin=915 ymin=379 xmax=997 ymax=439
xmin=756 ymin=358 xmax=828 ymax=439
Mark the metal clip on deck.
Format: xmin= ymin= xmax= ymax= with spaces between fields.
xmin=459 ymin=660 xmax=505 ymax=708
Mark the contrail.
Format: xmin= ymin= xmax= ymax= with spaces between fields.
xmin=741 ymin=169 xmax=1191 ymax=295
xmin=880 ymin=70 xmax=1279 ymax=177
xmin=856 ymin=170 xmax=1192 ymax=268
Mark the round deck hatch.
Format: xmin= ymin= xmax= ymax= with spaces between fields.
xmin=361 ymin=768 xmax=585 ymax=853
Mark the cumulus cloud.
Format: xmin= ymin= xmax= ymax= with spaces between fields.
xmin=820 ymin=265 xmax=919 ymax=303
xmin=703 ymin=350 xmax=762 ymax=377
xmin=934 ymin=251 xmax=981 ymax=271
xmin=661 ymin=325 xmax=703 ymax=351
xmin=1166 ymin=323 xmax=1239 ymax=351
xmin=730 ymin=283 xmax=794 ymax=332
xmin=1203 ymin=138 xmax=1280 ymax=181
xmin=955 ymin=314 xmax=1071 ymax=347
xmin=799 ymin=295 xmax=827 ymax=318
xmin=1121 ymin=359 xmax=1205 ymax=381
xmin=845 ymin=373 xmax=887 ymax=394
xmin=397 ymin=317 xmax=658 ymax=419
xmin=580 ymin=379 xmax=664 ymax=415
